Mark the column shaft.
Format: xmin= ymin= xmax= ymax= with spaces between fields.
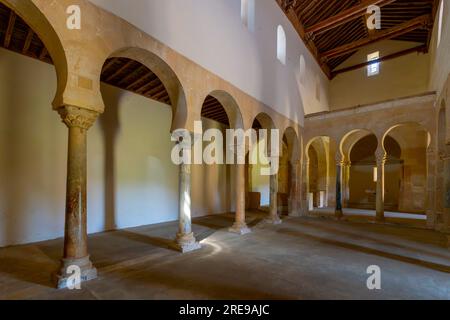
xmin=335 ymin=163 xmax=343 ymax=218
xmin=230 ymin=163 xmax=251 ymax=234
xmin=267 ymin=172 xmax=282 ymax=224
xmin=375 ymin=150 xmax=386 ymax=222
xmin=55 ymin=106 xmax=98 ymax=289
xmin=174 ymin=142 xmax=201 ymax=253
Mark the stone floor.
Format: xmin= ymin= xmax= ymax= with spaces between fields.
xmin=311 ymin=207 xmax=427 ymax=228
xmin=0 ymin=212 xmax=449 ymax=300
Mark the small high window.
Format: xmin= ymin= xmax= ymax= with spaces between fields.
xmin=299 ymin=55 xmax=306 ymax=84
xmin=277 ymin=25 xmax=286 ymax=65
xmin=367 ymin=51 xmax=380 ymax=77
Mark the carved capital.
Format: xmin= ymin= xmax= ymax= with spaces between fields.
xmin=375 ymin=149 xmax=387 ymax=165
xmin=335 ymin=153 xmax=344 ymax=166
xmin=58 ymin=106 xmax=99 ymax=130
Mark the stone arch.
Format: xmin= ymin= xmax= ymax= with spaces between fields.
xmin=202 ymin=90 xmax=244 ymax=130
xmin=1 ymin=0 xmax=68 ymax=109
xmin=100 ymin=47 xmax=188 ymax=132
xmin=382 ymin=122 xmax=431 ymax=149
xmin=339 ymin=129 xmax=377 ymax=161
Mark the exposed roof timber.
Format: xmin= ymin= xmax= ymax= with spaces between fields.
xmin=277 ymin=0 xmax=332 ymax=78
xmin=305 ymin=0 xmax=396 ymax=35
xmin=331 ymin=44 xmax=427 ymax=77
xmin=4 ymin=10 xmax=16 ymax=48
xmin=321 ymin=14 xmax=431 ymax=61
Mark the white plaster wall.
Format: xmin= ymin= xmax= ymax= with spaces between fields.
xmin=429 ymin=0 xmax=450 ymax=94
xmin=0 ymin=49 xmax=233 ymax=247
xmin=329 ymin=40 xmax=430 ymax=110
xmin=89 ymin=0 xmax=330 ymax=120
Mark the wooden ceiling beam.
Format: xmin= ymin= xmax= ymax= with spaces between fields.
xmin=276 ymin=0 xmax=331 ymax=78
xmin=305 ymin=0 xmax=397 ymax=35
xmin=322 ymin=14 xmax=431 ymax=60
xmin=331 ymin=44 xmax=427 ymax=77
xmin=4 ymin=11 xmax=16 ymax=48
xmin=22 ymin=28 xmax=34 ymax=54
xmin=39 ymin=47 xmax=48 ymax=60
xmin=106 ymin=60 xmax=134 ymax=82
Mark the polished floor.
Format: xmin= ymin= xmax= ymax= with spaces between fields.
xmin=0 ymin=212 xmax=449 ymax=300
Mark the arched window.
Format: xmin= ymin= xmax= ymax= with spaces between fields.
xmin=438 ymin=0 xmax=444 ymax=47
xmin=277 ymin=25 xmax=286 ymax=65
xmin=241 ymin=0 xmax=255 ymax=32
xmin=299 ymin=55 xmax=306 ymax=84
xmin=315 ymin=76 xmax=321 ymax=102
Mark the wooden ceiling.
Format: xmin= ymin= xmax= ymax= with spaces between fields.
xmin=201 ymin=96 xmax=230 ymax=126
xmin=277 ymin=0 xmax=439 ymax=78
xmin=0 ymin=2 xmax=52 ymax=63
xmin=101 ymin=57 xmax=171 ymax=105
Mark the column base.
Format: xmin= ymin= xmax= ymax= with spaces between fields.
xmin=335 ymin=209 xmax=344 ymax=220
xmin=375 ymin=216 xmax=386 ymax=223
xmin=54 ymin=256 xmax=97 ymax=289
xmin=229 ymin=222 xmax=252 ymax=235
xmin=173 ymin=232 xmax=201 ymax=253
xmin=265 ymin=215 xmax=282 ymax=225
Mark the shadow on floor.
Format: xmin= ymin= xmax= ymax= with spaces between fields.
xmin=276 ymin=227 xmax=450 ymax=273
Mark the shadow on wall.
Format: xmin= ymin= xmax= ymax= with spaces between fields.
xmin=99 ymin=84 xmax=121 ymax=231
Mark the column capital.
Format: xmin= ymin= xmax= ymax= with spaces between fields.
xmin=58 ymin=105 xmax=99 ymax=130
xmin=335 ymin=152 xmax=344 ymax=166
xmin=375 ymin=149 xmax=387 ymax=165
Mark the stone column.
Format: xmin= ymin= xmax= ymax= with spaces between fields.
xmin=55 ymin=105 xmax=98 ymax=289
xmin=288 ymin=160 xmax=301 ymax=217
xmin=266 ymin=170 xmax=282 ymax=224
xmin=342 ymin=161 xmax=351 ymax=208
xmin=304 ymin=158 xmax=311 ymax=214
xmin=335 ymin=153 xmax=344 ymax=219
xmin=426 ymin=147 xmax=437 ymax=228
xmin=375 ymin=148 xmax=387 ymax=222
xmin=229 ymin=163 xmax=251 ymax=234
xmin=174 ymin=140 xmax=201 ymax=253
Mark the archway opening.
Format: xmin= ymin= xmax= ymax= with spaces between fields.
xmin=246 ymin=114 xmax=275 ymax=212
xmin=0 ymin=2 xmax=67 ymax=247
xmin=306 ymin=137 xmax=330 ymax=210
xmin=278 ymin=127 xmax=300 ymax=215
xmin=98 ymin=54 xmax=180 ymax=233
xmin=347 ymin=134 xmax=401 ymax=212
xmin=192 ymin=93 xmax=238 ymax=220
xmin=384 ymin=123 xmax=429 ymax=216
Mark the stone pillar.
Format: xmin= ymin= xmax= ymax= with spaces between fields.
xmin=55 ymin=105 xmax=98 ymax=289
xmin=174 ymin=139 xmax=201 ymax=253
xmin=426 ymin=147 xmax=437 ymax=228
xmin=375 ymin=148 xmax=387 ymax=222
xmin=335 ymin=153 xmax=344 ymax=219
xmin=342 ymin=161 xmax=351 ymax=208
xmin=288 ymin=160 xmax=301 ymax=217
xmin=304 ymin=158 xmax=311 ymax=214
xmin=229 ymin=163 xmax=251 ymax=234
xmin=266 ymin=170 xmax=282 ymax=224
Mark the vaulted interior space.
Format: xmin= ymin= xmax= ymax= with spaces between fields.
xmin=0 ymin=0 xmax=450 ymax=300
